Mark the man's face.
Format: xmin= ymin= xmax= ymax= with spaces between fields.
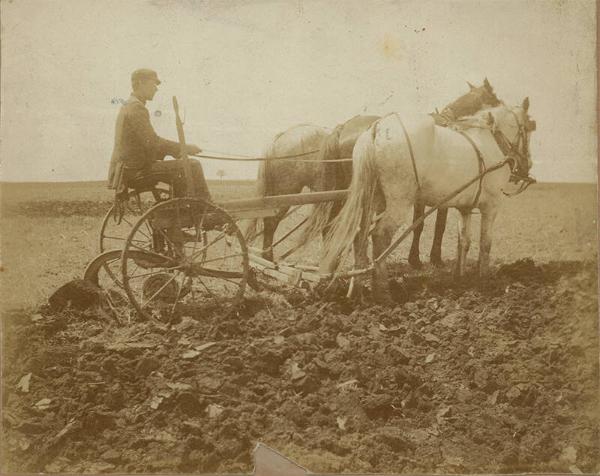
xmin=137 ymin=79 xmax=159 ymax=101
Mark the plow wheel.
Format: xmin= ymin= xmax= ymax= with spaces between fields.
xmin=99 ymin=187 xmax=171 ymax=284
xmin=121 ymin=198 xmax=249 ymax=322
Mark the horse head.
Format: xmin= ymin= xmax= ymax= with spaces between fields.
xmin=487 ymin=98 xmax=536 ymax=179
xmin=443 ymin=79 xmax=501 ymax=120
xmin=468 ymin=78 xmax=500 ymax=106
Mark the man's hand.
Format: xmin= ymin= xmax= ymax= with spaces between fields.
xmin=186 ymin=144 xmax=202 ymax=155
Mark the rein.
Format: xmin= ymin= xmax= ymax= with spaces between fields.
xmin=389 ymin=108 xmax=535 ymax=205
xmin=190 ymin=151 xmax=352 ymax=163
xmin=457 ymin=131 xmax=486 ymax=207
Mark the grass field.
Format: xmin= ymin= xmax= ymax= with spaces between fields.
xmin=0 ymin=180 xmax=597 ymax=311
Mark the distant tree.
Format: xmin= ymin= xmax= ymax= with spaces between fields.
xmin=216 ymin=169 xmax=226 ymax=181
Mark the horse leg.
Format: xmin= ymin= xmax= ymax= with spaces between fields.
xmin=478 ymin=205 xmax=499 ymax=277
xmin=371 ymin=205 xmax=408 ymax=305
xmin=349 ymin=229 xmax=370 ymax=301
xmin=262 ymin=208 xmax=288 ymax=262
xmin=261 ymin=218 xmax=276 ymax=261
xmin=454 ymin=208 xmax=472 ymax=278
xmin=430 ymin=207 xmax=448 ymax=267
xmin=371 ymin=223 xmax=395 ymax=305
xmin=350 ymin=190 xmax=386 ymax=300
xmin=408 ymin=200 xmax=425 ymax=269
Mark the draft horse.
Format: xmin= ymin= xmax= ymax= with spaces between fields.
xmin=319 ymin=99 xmax=536 ymax=303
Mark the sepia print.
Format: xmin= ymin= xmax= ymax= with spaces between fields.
xmin=1 ymin=0 xmax=598 ymax=474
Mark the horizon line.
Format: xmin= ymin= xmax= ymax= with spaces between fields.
xmin=0 ymin=179 xmax=597 ymax=186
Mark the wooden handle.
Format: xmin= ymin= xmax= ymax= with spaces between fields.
xmin=172 ymin=96 xmax=196 ymax=197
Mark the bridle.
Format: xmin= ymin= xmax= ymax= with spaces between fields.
xmin=490 ymin=107 xmax=537 ymax=195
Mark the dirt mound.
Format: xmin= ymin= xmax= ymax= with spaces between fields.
xmin=2 ymin=260 xmax=598 ymax=473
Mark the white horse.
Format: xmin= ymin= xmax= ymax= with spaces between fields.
xmin=319 ymin=99 xmax=536 ymax=302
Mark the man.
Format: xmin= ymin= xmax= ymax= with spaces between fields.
xmin=107 ymin=68 xmax=210 ymax=199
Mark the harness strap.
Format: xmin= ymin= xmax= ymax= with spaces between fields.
xmin=458 ymin=131 xmax=486 ymax=207
xmin=395 ymin=114 xmax=421 ymax=191
xmin=370 ymin=159 xmax=510 ymax=267
xmin=491 ymin=109 xmax=529 ymax=178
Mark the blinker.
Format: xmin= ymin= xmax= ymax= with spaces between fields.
xmin=526 ymin=119 xmax=536 ymax=131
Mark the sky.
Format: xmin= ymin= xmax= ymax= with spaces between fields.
xmin=0 ymin=0 xmax=597 ymax=183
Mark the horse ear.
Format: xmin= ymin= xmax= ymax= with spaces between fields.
xmin=522 ymin=97 xmax=530 ymax=112
xmin=467 ymin=81 xmax=476 ymax=91
xmin=483 ymin=77 xmax=492 ymax=91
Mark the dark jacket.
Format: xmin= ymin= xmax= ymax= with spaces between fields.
xmin=108 ymin=95 xmax=180 ymax=190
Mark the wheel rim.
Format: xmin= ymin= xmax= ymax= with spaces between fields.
xmin=121 ymin=198 xmax=248 ymax=322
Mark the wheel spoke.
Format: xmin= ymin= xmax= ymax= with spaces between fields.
xmin=143 ymin=220 xmax=154 ymax=239
xmin=122 ymin=199 xmax=247 ymax=321
xmin=128 ymin=270 xmax=161 ymax=280
xmin=127 ymin=242 xmax=162 ymax=254
xmin=141 ymin=272 xmax=179 ymax=309
xmin=103 ymin=235 xmax=149 ymax=246
xmin=189 ymin=205 xmax=208 ymax=261
xmin=189 ymin=230 xmax=228 ymax=261
xmin=196 ymin=253 xmax=245 ymax=265
xmin=217 ymin=276 xmax=245 ymax=287
xmin=197 ymin=276 xmax=224 ymax=310
xmin=170 ymin=274 xmax=188 ymax=315
xmin=122 ymin=216 xmax=152 ymax=242
xmin=120 ymin=216 xmax=134 ymax=227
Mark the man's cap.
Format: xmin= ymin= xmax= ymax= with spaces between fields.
xmin=131 ymin=68 xmax=161 ymax=85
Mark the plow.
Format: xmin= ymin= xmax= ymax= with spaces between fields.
xmin=80 ymin=96 xmax=535 ymax=322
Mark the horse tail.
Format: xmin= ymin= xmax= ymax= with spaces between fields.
xmin=319 ymin=125 xmax=379 ymax=275
xmin=243 ymin=145 xmax=272 ymax=243
xmin=295 ymin=125 xmax=343 ymax=249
